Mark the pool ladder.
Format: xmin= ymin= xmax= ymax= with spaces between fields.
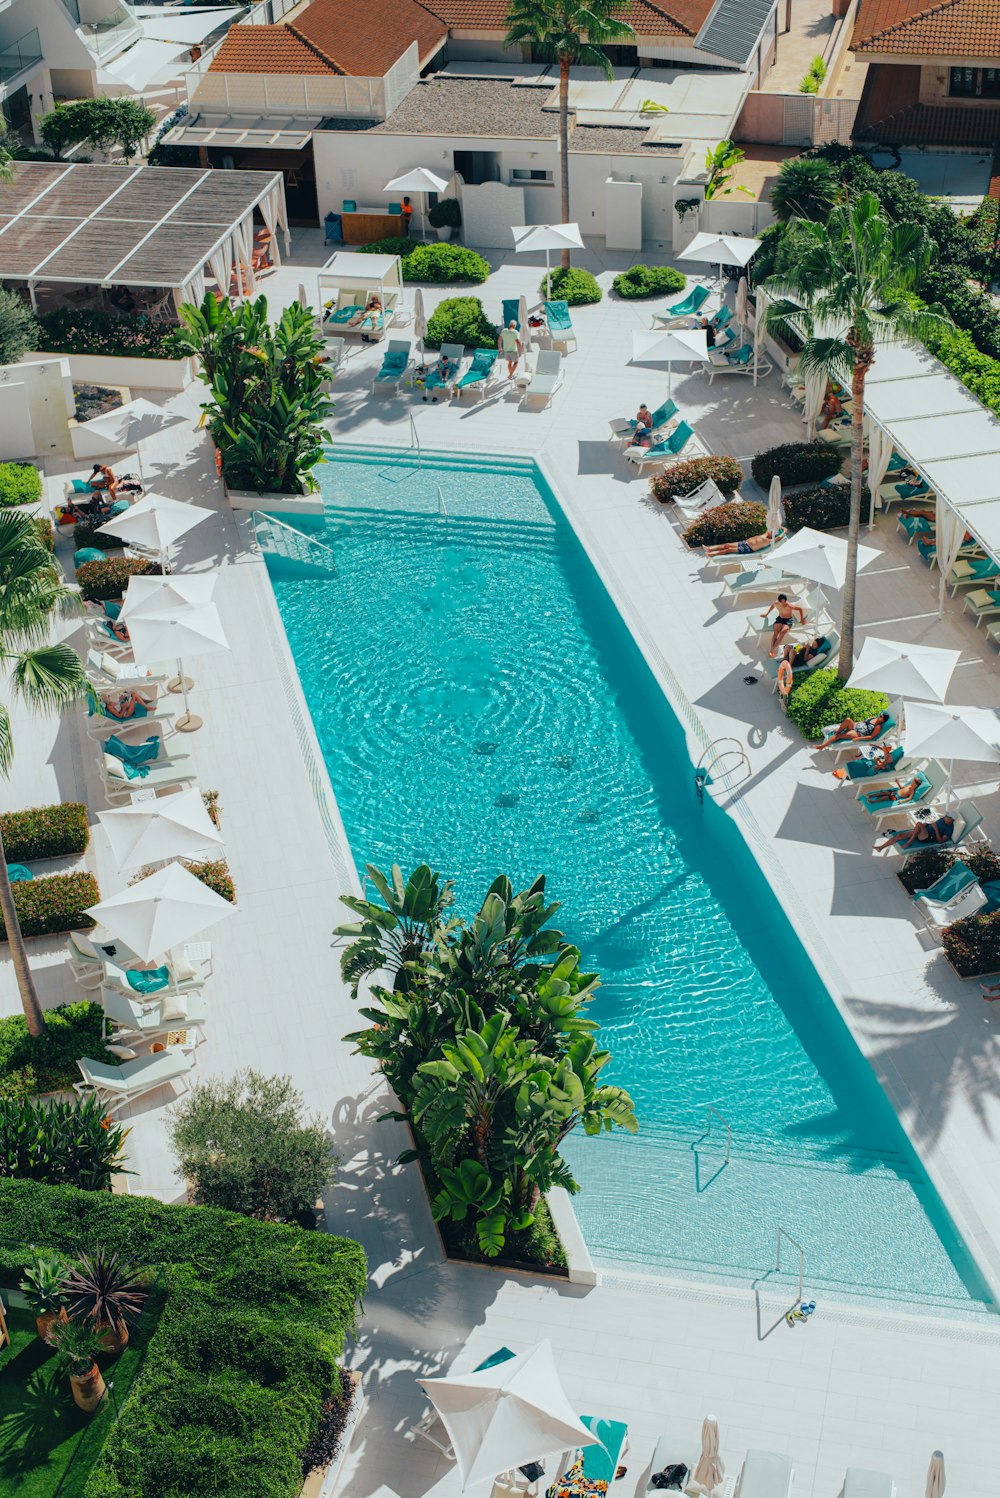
xmin=409 ymin=412 xmax=422 ymax=469
xmin=251 ymin=511 xmax=337 ymax=575
xmin=692 ymin=1105 xmax=731 ymax=1193
xmin=695 ymin=737 xmax=751 ymax=802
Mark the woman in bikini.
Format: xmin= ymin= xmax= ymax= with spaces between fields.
xmin=815 ymin=709 xmax=890 ymax=750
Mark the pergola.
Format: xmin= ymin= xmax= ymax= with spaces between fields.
xmin=0 ymin=162 xmax=291 ymax=312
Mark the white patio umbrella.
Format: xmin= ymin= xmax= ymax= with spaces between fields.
xmin=753 ymin=283 xmax=769 ymax=386
xmin=413 ymin=287 xmax=427 ymax=353
xmin=96 ymin=492 xmax=213 ymax=566
xmin=689 ymin=1414 xmax=724 ymax=1496
xmin=735 ymin=275 xmax=748 ymax=345
xmin=766 ymin=526 xmax=880 ymax=590
xmin=846 ymin=636 xmax=960 ymax=703
xmin=383 ymin=167 xmax=447 ymax=240
xmin=512 ymin=222 xmax=585 ymax=301
xmin=98 ymin=788 xmax=224 ymax=872
xmin=904 ymin=702 xmax=1000 ymax=809
xmin=77 ymin=398 xmax=186 ymax=479
xmin=631 ymin=327 xmax=709 ymax=396
xmin=85 ymin=861 xmax=235 ymax=964
xmin=925 ymin=1451 xmax=945 ymax=1498
xmin=680 ymin=231 xmax=761 ymax=295
xmin=767 ymin=474 xmax=784 ymax=536
xmin=119 ymin=573 xmax=228 ymax=734
xmin=416 ymin=1340 xmax=599 ymax=1490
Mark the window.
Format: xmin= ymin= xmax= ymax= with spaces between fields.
xmin=950 ymin=67 xmax=1000 ymax=99
xmin=510 ymin=167 xmax=554 ymax=185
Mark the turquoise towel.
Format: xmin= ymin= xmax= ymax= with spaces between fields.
xmin=106 ymin=733 xmax=159 ymax=767
xmin=108 ymin=499 xmax=130 ymax=517
xmin=90 ymin=696 xmax=148 ymax=723
xmin=844 ymin=745 xmax=904 ymax=781
xmin=71 ymin=479 xmax=92 ymax=494
xmin=104 ymin=600 xmax=122 ymax=620
xmin=6 ymin=864 xmax=32 ymax=882
xmin=914 ymin=859 xmax=975 ymax=904
xmin=75 ymin=548 xmax=105 ymax=566
xmin=126 ymin=966 xmax=169 ymax=995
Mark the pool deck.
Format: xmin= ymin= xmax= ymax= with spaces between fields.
xmin=3 ymin=231 xmax=1000 ymax=1495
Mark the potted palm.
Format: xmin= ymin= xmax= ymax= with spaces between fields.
xmin=49 ymin=1318 xmax=107 ymax=1413
xmin=428 ymin=198 xmax=462 ymax=242
xmin=62 ymin=1246 xmax=146 ymax=1356
xmin=20 ymin=1252 xmax=69 ymax=1343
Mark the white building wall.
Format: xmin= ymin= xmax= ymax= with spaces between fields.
xmin=1 ymin=0 xmax=102 ymax=74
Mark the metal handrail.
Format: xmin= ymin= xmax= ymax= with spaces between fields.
xmin=436 ymin=484 xmax=447 ymax=517
xmin=251 ymin=510 xmax=336 ymax=561
xmin=695 ymin=736 xmax=751 ymax=801
xmin=775 ymin=1226 xmax=805 ymax=1304
xmin=409 ymin=413 xmax=422 ymax=468
xmin=705 ymin=1104 xmax=731 ymax=1164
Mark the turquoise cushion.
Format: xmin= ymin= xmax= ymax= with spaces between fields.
xmin=75 ymin=548 xmax=105 ymax=566
xmin=6 ymin=864 xmax=32 ymax=882
xmin=126 ymin=966 xmax=169 ymax=995
xmin=71 ymin=479 xmax=92 ymax=494
xmin=106 ymin=734 xmax=159 ymax=767
xmin=104 ymin=600 xmax=122 ymax=620
xmin=109 ymin=499 xmax=130 ymax=516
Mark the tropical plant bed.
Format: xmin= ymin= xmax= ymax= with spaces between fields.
xmin=0 ymin=1295 xmax=158 ymax=1498
xmin=440 ymin=1196 xmax=569 ymax=1276
xmin=300 ymin=1369 xmax=364 ymax=1498
xmin=72 ymin=384 xmax=125 ymax=424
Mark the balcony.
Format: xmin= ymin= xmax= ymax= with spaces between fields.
xmin=59 ymin=0 xmax=141 ymax=59
xmin=0 ymin=27 xmax=42 ymax=87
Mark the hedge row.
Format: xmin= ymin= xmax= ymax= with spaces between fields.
xmin=0 ymin=461 xmax=42 ymax=507
xmin=786 ymin=668 xmax=889 ymax=740
xmin=0 ymin=1178 xmax=368 ymax=1498
xmin=0 ymin=999 xmax=110 ymax=1099
xmin=35 ymin=307 xmax=181 ymax=360
xmin=783 ymin=482 xmax=868 ymax=532
xmin=750 ymin=440 xmax=842 ymax=488
xmin=0 ymin=870 xmax=98 ymax=941
xmin=682 ymin=500 xmax=767 ymax=548
xmin=358 ymin=238 xmax=491 ymax=283
xmin=650 ymin=455 xmax=743 ymax=504
xmin=77 ymin=555 xmax=161 ymax=602
xmin=0 ymin=802 xmax=89 ymax=862
xmin=612 ymin=264 xmax=685 ymax=300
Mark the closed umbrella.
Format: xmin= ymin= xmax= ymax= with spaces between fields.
xmin=383 ymin=167 xmax=448 ymax=241
xmin=753 ymin=284 xmax=769 ymax=387
xmin=846 ymin=637 xmax=960 ymax=702
xmin=689 ymin=1414 xmax=724 ymax=1496
xmin=120 ymin=573 xmax=228 ymax=734
xmin=735 ymin=275 xmax=748 ymax=345
xmin=416 ymin=1340 xmax=599 ymax=1490
xmin=512 ymin=222 xmax=585 ymax=301
xmin=631 ymin=327 xmax=709 ymax=396
xmin=413 ymin=287 xmax=427 ymax=354
xmin=518 ymin=292 xmax=532 ymax=352
xmin=680 ymin=231 xmax=761 ymax=296
xmin=765 ymin=526 xmax=880 ymax=591
xmin=98 ymin=788 xmax=224 ymax=872
xmin=926 ymin=1451 xmax=945 ymax=1498
xmin=96 ymin=492 xmax=213 ymax=566
xmin=85 ymin=861 xmax=235 ymax=964
xmin=767 ymin=475 xmax=784 ymax=536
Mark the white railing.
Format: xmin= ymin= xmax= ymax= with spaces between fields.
xmin=188 ymin=70 xmax=388 ymax=117
xmin=408 ymin=413 xmax=422 ymax=469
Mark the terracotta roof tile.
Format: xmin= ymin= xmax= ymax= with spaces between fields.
xmin=416 ymin=0 xmax=711 ymax=38
xmin=208 ymin=26 xmax=341 ymax=75
xmin=209 ymin=0 xmax=447 ymax=77
xmin=852 ymin=0 xmax=1000 ymax=57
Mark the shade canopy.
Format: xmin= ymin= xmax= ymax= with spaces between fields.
xmin=903 ymin=702 xmax=1000 ymax=764
xmin=383 ymin=167 xmax=448 ymax=194
xmin=97 ymin=492 xmax=213 ymax=555
xmin=119 ymin=573 xmax=228 ymax=662
xmin=681 ymin=232 xmax=761 ymax=269
xmin=846 ymin=637 xmax=960 ymax=702
xmin=78 ymin=398 xmax=187 ymax=451
xmin=86 ymin=861 xmax=235 ymax=962
xmin=766 ymin=526 xmax=880 ymax=589
xmin=512 ymin=223 xmax=585 ymax=255
xmin=416 ymin=1341 xmax=598 ymax=1489
xmin=98 ymin=788 xmax=224 ymax=871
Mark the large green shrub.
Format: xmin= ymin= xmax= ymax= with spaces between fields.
xmin=920 ymin=265 xmax=1000 ymax=363
xmin=0 ymin=870 xmax=99 ymax=941
xmin=0 ymin=1093 xmax=130 ymax=1190
xmin=358 ymin=235 xmax=413 ymax=257
xmin=0 ymin=287 xmax=40 ymax=365
xmin=403 ymin=243 xmax=490 ymax=284
xmin=427 ymin=197 xmax=462 ymax=230
xmin=943 ymin=909 xmax=1000 ymax=978
xmin=682 ymin=500 xmax=767 ymax=548
xmin=0 ymin=801 xmax=89 ymax=862
xmin=168 ymin=1069 xmax=336 ymax=1224
xmin=898 ymin=842 xmax=1000 ymax=897
xmin=36 ymin=307 xmax=181 ymax=360
xmin=783 ymin=482 xmax=867 ymax=532
xmin=785 ymin=668 xmax=889 ymax=740
xmin=0 ymin=1000 xmax=111 ymax=1098
xmin=0 ymin=1178 xmax=367 ymax=1498
xmin=77 ymin=555 xmax=161 ymax=602
xmin=751 ymin=440 xmax=843 ymax=488
xmin=612 ymin=264 xmax=685 ymax=299
xmin=927 ymin=324 xmax=1000 ymax=420
xmin=650 ymin=455 xmax=744 ymax=504
xmin=424 ymin=296 xmax=498 ymax=351
xmin=540 ymin=266 xmax=602 ymax=305
xmin=0 ymin=461 xmax=42 ymax=507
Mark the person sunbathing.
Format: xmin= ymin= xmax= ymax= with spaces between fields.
xmin=819 ymin=384 xmax=844 ymax=430
xmin=863 ymin=775 xmax=922 ymax=808
xmin=875 ymin=812 xmax=954 ymax=855
xmin=349 ymin=296 xmax=382 ymax=338
xmin=815 ymin=710 xmax=890 ymax=750
xmin=702 ymin=529 xmax=776 ymax=558
xmin=99 ymin=690 xmax=146 ymax=720
xmin=89 ymin=464 xmax=119 ymax=503
xmin=762 ymin=593 xmax=806 ymax=656
xmin=832 ymin=741 xmax=897 ymax=781
xmin=783 ymin=636 xmax=827 ymax=669
xmin=422 ymin=351 xmax=455 ymax=402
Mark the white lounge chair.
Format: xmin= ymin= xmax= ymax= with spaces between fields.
xmin=876 ymin=800 xmax=983 ymax=857
xmin=66 ymin=929 xmax=143 ymax=989
xmin=101 ymin=986 xmax=209 ymax=1044
xmin=644 ymin=1432 xmax=698 ymax=1495
xmin=855 ymin=758 xmax=949 ymax=827
xmin=918 ymin=877 xmax=987 ymax=935
xmin=735 ymin=1448 xmax=793 ymax=1498
xmin=74 ymin=1046 xmax=194 ymax=1113
xmin=843 ymin=1467 xmax=896 ymax=1498
xmin=372 ymin=339 xmax=411 ymax=392
xmin=85 ymin=649 xmax=169 ymax=693
xmin=101 ymin=749 xmax=197 ymax=803
xmin=86 ymin=693 xmax=176 ymax=741
xmin=672 ymin=477 xmax=727 ymax=521
xmin=523 ymin=349 xmax=563 ymax=406
xmin=100 ymin=947 xmax=212 ymax=1001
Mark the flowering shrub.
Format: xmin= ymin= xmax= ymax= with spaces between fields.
xmin=185 ymin=859 xmax=236 ymax=902
xmin=650 ymin=456 xmax=744 ymax=503
xmin=682 ymin=500 xmax=766 ymax=548
xmin=898 ymin=842 xmax=1000 ymax=896
xmin=785 ymin=669 xmax=888 ymax=740
xmin=943 ymin=909 xmax=1000 ymax=977
xmin=76 ymin=556 xmax=161 ymax=602
xmin=0 ymin=802 xmax=89 ymax=862
xmin=36 ymin=308 xmax=181 ymax=359
xmin=0 ymin=462 xmax=42 ymax=507
xmin=0 ymin=872 xmax=99 ymax=941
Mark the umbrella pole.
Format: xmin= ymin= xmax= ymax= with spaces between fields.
xmin=171 ymin=656 xmax=202 ymax=734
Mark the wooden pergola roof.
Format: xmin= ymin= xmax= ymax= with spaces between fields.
xmin=0 ymin=162 xmax=285 ymax=289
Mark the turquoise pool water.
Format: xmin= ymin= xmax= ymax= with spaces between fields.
xmin=263 ymin=446 xmax=991 ymax=1309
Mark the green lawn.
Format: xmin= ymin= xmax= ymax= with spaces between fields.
xmin=0 ymin=1296 xmax=159 ymax=1498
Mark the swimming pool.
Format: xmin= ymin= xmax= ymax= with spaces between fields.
xmin=262 ymin=445 xmax=991 ymax=1310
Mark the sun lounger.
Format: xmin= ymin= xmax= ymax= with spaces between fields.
xmin=422 ymin=343 xmax=463 ymax=400
xmin=708 ymin=343 xmax=770 ymax=381
xmin=857 ymin=761 xmax=947 ymax=825
xmin=624 ymin=419 xmax=696 ymax=468
xmin=820 ymin=705 xmax=900 ymax=761
xmin=101 ymin=748 xmax=197 ymax=803
xmin=948 ymin=554 xmax=999 ymax=594
xmin=85 ymin=650 xmax=169 ymax=693
xmin=644 ymin=1433 xmax=698 ymax=1495
xmin=843 ymin=1468 xmax=896 ymax=1498
xmin=721 ymin=563 xmax=805 ymax=593
xmin=913 ymin=860 xmax=988 ymax=933
xmin=879 ymin=799 xmax=983 ymax=857
xmin=766 ymin=629 xmax=839 ymax=687
xmin=74 ymin=1046 xmax=194 ymax=1113
xmin=735 ymin=1447 xmax=793 ymax=1498
xmin=652 ymin=284 xmax=710 ymax=325
xmin=608 ymin=397 xmax=677 ymax=445
xmin=841 ymin=746 xmax=909 ymax=788
xmin=102 ymin=986 xmax=209 ymax=1044
xmin=709 ymin=305 xmax=732 ymax=334
xmin=66 ymin=929 xmax=143 ymax=989
xmin=917 ymin=535 xmax=977 ymax=567
xmin=545 ymin=299 xmax=577 ymax=351
xmin=963 ymin=586 xmax=1000 ymax=625
xmin=100 ymin=946 xmax=212 ymax=1002
xmin=673 ymin=477 xmax=726 ymax=520
xmin=373 ymin=340 xmax=410 ymax=391
xmin=454 ymin=347 xmax=499 ymax=400
xmin=897 ymin=512 xmax=934 ymax=542
xmin=559 ymin=1417 xmax=628 ymax=1494
xmin=87 ymin=692 xmax=175 ymax=741
xmin=523 ymin=349 xmax=563 ymax=405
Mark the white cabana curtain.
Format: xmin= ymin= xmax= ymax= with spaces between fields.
xmin=236 ymin=221 xmax=255 ymax=296
xmin=803 ymin=366 xmax=825 ymax=437
xmin=867 ymin=423 xmax=892 ymax=526
xmin=262 ymin=183 xmax=290 ymax=260
xmin=753 ymin=286 xmax=767 ymax=386
xmin=209 ymin=241 xmax=233 ymax=299
xmin=174 ymin=266 xmax=205 ymax=316
xmin=936 ymin=496 xmax=966 ymax=613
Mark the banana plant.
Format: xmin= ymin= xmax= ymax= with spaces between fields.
xmin=336 ymin=862 xmax=454 ymax=998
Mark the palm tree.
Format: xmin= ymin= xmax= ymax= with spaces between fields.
xmin=505 ymin=0 xmax=633 ymax=267
xmin=0 ymin=513 xmax=88 ymax=1035
xmin=763 ymin=191 xmax=951 ymax=679
xmin=769 ymin=154 xmax=838 ymax=223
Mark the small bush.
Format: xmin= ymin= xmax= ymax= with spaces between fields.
xmin=358 ymin=236 xmax=413 ymax=257
xmin=897 ymin=842 xmax=1000 ymax=897
xmin=612 ymin=264 xmax=686 ymax=299
xmin=427 ymin=197 xmax=462 ymax=230
xmin=402 ymin=243 xmax=491 ymax=284
xmin=0 ymin=1000 xmax=112 ymax=1095
xmin=943 ymin=908 xmax=1000 ymax=977
xmin=0 ymin=462 xmax=42 ymax=507
xmin=0 ymin=870 xmax=99 ymax=941
xmin=682 ymin=500 xmax=766 ymax=548
xmin=784 ymin=482 xmax=867 ymax=532
xmin=785 ymin=668 xmax=889 ymax=740
xmin=751 ymin=440 xmax=843 ymax=488
xmin=185 ymin=858 xmax=236 ymax=903
xmin=424 ymin=296 xmax=499 ymax=351
xmin=540 ymin=266 xmax=601 ymax=305
xmin=0 ymin=1092 xmax=130 ymax=1189
xmin=76 ymin=555 xmax=161 ymax=602
xmin=0 ymin=802 xmax=89 ymax=862
xmin=650 ymin=455 xmax=744 ymax=504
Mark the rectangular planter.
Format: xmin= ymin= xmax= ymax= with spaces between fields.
xmin=225 ymin=482 xmax=324 ymax=517
xmin=22 ymin=351 xmax=195 ymax=393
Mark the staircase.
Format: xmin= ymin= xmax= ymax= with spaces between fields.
xmin=253 ymin=512 xmax=337 ymax=579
